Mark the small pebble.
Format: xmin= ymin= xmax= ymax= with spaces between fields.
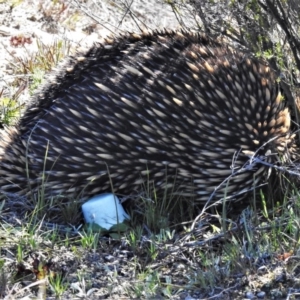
xmin=245 ymin=291 xmax=255 ymax=299
xmin=257 ymin=291 xmax=266 ymax=299
xmin=104 ymin=255 xmax=114 ymax=262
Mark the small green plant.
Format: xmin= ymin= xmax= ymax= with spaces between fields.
xmin=78 ymin=228 xmax=100 ymax=251
xmin=49 ymin=272 xmax=68 ymax=299
xmin=16 ymin=244 xmax=24 ymax=263
xmin=129 ymin=171 xmax=195 ymax=233
xmin=7 ymin=38 xmax=72 ymax=95
xmin=147 ymin=241 xmax=158 ymax=261
xmin=128 ymin=269 xmax=162 ymax=298
xmin=0 ymin=97 xmax=22 ymax=126
xmin=58 ymin=198 xmax=82 ymax=224
xmin=126 ymin=225 xmax=143 ymax=251
xmin=155 ymin=228 xmax=175 ymax=243
xmin=140 ymin=270 xmax=161 ymax=297
xmin=70 ymin=271 xmax=94 ymax=298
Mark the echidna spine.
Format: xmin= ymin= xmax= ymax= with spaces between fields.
xmin=0 ymin=29 xmax=295 ymax=204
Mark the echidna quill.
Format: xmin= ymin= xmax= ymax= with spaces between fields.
xmin=0 ymin=30 xmax=296 ymax=204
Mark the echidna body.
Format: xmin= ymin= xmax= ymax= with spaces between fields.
xmin=0 ymin=30 xmax=295 ymax=203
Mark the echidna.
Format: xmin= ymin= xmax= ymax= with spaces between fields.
xmin=0 ymin=29 xmax=296 ymax=203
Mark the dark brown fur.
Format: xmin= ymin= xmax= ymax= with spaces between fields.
xmin=0 ymin=29 xmax=295 ymax=203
